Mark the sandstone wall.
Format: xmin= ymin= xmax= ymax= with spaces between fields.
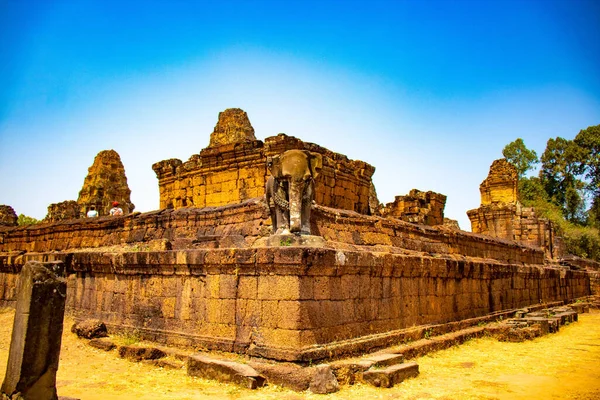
xmin=0 ymin=248 xmax=591 ymax=361
xmin=0 ymin=200 xmax=544 ymax=265
xmin=0 ymin=199 xmax=269 ymax=254
xmin=153 ymin=134 xmax=375 ymax=215
xmin=468 ymin=203 xmax=564 ymax=259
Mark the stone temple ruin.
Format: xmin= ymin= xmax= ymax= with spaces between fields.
xmin=0 ymin=108 xmax=599 ymax=391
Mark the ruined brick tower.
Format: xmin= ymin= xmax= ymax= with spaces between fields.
xmin=77 ymin=150 xmax=135 ymax=216
xmin=153 ymin=108 xmax=376 ymax=214
xmin=208 ymin=108 xmax=256 ymax=147
xmin=467 ymin=159 xmax=564 ymax=258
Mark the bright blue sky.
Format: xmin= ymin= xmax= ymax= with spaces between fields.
xmin=1 ymin=0 xmax=599 ymax=230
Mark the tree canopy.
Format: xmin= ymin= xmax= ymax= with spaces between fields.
xmin=17 ymin=214 xmax=39 ymax=226
xmin=503 ymin=124 xmax=600 ymax=260
xmin=502 ymin=138 xmax=538 ymax=178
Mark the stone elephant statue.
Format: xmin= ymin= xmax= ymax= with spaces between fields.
xmin=265 ymin=149 xmax=323 ymax=235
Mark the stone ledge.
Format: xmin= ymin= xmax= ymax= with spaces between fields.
xmin=187 ymin=354 xmax=265 ymax=389
xmin=362 ymin=361 xmax=419 ymax=388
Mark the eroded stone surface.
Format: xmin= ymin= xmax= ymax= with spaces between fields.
xmin=118 ymin=346 xmax=165 ymax=362
xmin=208 ymin=108 xmax=256 ymax=148
xmin=77 ymin=150 xmax=134 ymax=216
xmin=153 ymin=110 xmax=375 ymax=214
xmin=479 ymin=159 xmax=518 ymax=205
xmin=467 ymin=159 xmax=565 ymax=259
xmin=1 ymin=261 xmax=66 ymax=400
xmin=45 ymin=201 xmax=81 ymax=222
xmin=88 ymin=338 xmax=116 ymax=351
xmin=0 ymin=206 xmax=18 ymax=227
xmin=362 ymin=361 xmax=419 ymax=388
xmin=70 ymin=319 xmax=107 ymax=339
xmin=382 ymin=189 xmax=446 ymax=226
xmin=309 ymin=364 xmax=339 ymax=394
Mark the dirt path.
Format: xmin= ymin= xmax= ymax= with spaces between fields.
xmin=1 ymin=308 xmax=599 ymax=399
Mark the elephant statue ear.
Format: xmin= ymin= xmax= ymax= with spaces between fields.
xmin=267 ymin=155 xmax=282 ymax=177
xmin=309 ymin=152 xmax=323 ymax=179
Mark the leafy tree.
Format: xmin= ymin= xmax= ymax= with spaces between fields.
xmin=17 ymin=214 xmax=39 ymax=226
xmin=574 ymin=124 xmax=600 ymax=227
xmin=518 ymin=176 xmax=547 ymax=204
xmin=502 ymin=138 xmax=539 ymax=178
xmin=540 ymin=137 xmax=586 ymax=223
xmin=574 ymin=124 xmax=600 ymax=196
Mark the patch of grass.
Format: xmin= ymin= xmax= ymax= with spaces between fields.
xmin=115 ymin=330 xmax=142 ymax=346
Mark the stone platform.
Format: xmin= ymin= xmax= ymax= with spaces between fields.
xmin=0 ymin=244 xmax=590 ymax=362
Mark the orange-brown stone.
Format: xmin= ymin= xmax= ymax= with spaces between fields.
xmin=77 ymin=150 xmax=135 ymax=216
xmin=153 ymin=111 xmax=376 ymax=214
xmin=467 ymin=159 xmax=564 ymax=258
xmin=0 ymin=205 xmax=18 ymax=227
xmin=382 ymin=189 xmax=446 ymax=226
xmin=208 ymin=108 xmax=256 ymax=148
xmin=45 ymin=200 xmax=81 ymax=222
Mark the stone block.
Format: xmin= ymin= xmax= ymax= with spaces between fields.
xmin=118 ymin=345 xmax=166 ymax=361
xmin=70 ymin=319 xmax=108 ymax=339
xmin=362 ymin=361 xmax=419 ymax=388
xmin=187 ymin=354 xmax=265 ymax=389
xmin=89 ymin=338 xmax=116 ymax=351
xmin=309 ymin=364 xmax=339 ymax=394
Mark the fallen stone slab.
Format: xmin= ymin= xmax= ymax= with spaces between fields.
xmin=363 ymin=361 xmax=419 ymax=388
xmin=570 ymin=303 xmax=589 ymax=314
xmin=309 ymin=364 xmax=340 ymax=394
xmin=187 ymin=354 xmax=265 ymax=389
xmin=499 ymin=325 xmax=542 ymax=342
xmin=89 ymin=338 xmax=116 ymax=351
xmin=71 ymin=319 xmax=108 ymax=339
xmin=364 ymin=353 xmax=405 ymax=367
xmin=554 ymin=311 xmax=577 ymax=324
xmin=519 ymin=317 xmax=551 ymax=334
xmin=248 ymin=360 xmax=313 ymax=392
xmin=118 ymin=345 xmax=166 ymax=361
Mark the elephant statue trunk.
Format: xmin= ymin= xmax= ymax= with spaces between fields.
xmin=266 ymin=150 xmax=322 ymax=235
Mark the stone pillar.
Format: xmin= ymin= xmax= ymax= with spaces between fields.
xmin=1 ymin=261 xmax=67 ymax=400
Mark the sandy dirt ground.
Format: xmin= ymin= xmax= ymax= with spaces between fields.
xmin=0 ymin=308 xmax=599 ymax=399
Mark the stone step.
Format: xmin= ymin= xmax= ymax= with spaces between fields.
xmin=187 ymin=354 xmax=265 ymax=389
xmin=362 ymin=361 xmax=420 ymax=388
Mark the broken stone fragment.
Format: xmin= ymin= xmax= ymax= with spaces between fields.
xmin=88 ymin=338 xmax=116 ymax=352
xmin=118 ymin=346 xmax=166 ymax=362
xmin=362 ymin=361 xmax=419 ymax=388
xmin=309 ymin=364 xmax=340 ymax=394
xmin=71 ymin=319 xmax=108 ymax=339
